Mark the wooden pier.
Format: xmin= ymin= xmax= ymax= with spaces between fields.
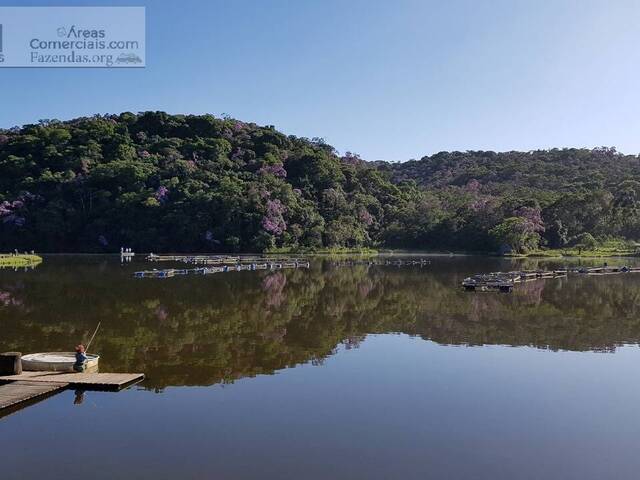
xmin=0 ymin=381 xmax=67 ymax=412
xmin=0 ymin=371 xmax=145 ymax=416
xmin=0 ymin=371 xmax=145 ymax=391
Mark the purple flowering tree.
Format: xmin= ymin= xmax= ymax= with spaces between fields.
xmin=465 ymin=179 xmax=482 ymax=193
xmin=514 ymin=206 xmax=545 ymax=233
xmin=259 ymin=164 xmax=287 ymax=178
xmin=358 ymin=209 xmax=374 ymax=226
xmin=262 ymin=199 xmax=287 ymax=235
xmin=154 ymin=186 xmax=169 ymax=204
xmin=0 ymin=194 xmax=35 ymax=227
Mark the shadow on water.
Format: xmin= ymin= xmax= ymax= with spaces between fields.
xmin=1 ymin=254 xmax=640 ymax=390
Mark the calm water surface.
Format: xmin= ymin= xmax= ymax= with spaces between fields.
xmin=2 ymin=255 xmax=640 ymax=479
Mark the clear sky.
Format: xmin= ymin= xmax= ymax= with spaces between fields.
xmin=1 ymin=0 xmax=639 ymax=160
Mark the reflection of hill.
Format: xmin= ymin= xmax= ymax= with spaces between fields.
xmin=2 ymin=257 xmax=640 ymax=389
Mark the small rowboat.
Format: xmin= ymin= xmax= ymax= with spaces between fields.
xmin=21 ymin=352 xmax=100 ymax=372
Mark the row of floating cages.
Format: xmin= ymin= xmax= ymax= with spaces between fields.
xmin=134 ymin=261 xmax=311 ymax=278
xmin=331 ymin=259 xmax=431 ymax=267
xmin=462 ymin=266 xmax=640 ymax=293
xmin=461 ymin=270 xmax=569 ymax=293
xmin=145 ymin=253 xmax=310 ymax=266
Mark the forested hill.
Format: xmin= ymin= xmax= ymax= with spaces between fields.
xmin=1 ymin=111 xmax=639 ymax=253
xmin=378 ymin=148 xmax=640 ymax=192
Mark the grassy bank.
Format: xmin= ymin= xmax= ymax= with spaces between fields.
xmin=0 ymin=254 xmax=43 ymax=267
xmin=506 ymin=240 xmax=640 ymax=258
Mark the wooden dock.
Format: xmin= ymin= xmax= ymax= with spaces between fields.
xmin=0 ymin=381 xmax=67 ymax=412
xmin=0 ymin=371 xmax=144 ymax=392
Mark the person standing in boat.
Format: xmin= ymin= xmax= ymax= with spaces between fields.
xmin=74 ymin=344 xmax=87 ymax=372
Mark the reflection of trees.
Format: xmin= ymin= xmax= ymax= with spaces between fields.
xmin=2 ymin=257 xmax=640 ymax=388
xmin=262 ymin=272 xmax=287 ymax=309
xmin=0 ymin=280 xmax=27 ymax=309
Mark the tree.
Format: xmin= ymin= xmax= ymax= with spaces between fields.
xmin=489 ymin=217 xmax=541 ymax=254
xmin=1 ymin=112 xmax=640 ymax=253
xmin=573 ymin=233 xmax=598 ymax=254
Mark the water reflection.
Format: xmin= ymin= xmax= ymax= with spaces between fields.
xmin=74 ymin=390 xmax=85 ymax=405
xmin=1 ymin=255 xmax=640 ymax=389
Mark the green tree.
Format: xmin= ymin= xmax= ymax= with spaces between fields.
xmin=489 ymin=217 xmax=541 ymax=253
xmin=572 ymin=232 xmax=598 ymax=254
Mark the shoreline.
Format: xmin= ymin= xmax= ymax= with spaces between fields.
xmin=24 ymin=249 xmax=640 ymax=259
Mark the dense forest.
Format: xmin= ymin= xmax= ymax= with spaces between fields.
xmin=1 ymin=111 xmax=639 ymax=253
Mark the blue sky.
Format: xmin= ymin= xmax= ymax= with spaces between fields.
xmin=1 ymin=0 xmax=639 ymax=160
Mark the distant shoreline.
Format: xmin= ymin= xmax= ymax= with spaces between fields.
xmin=21 ymin=249 xmax=640 ymax=259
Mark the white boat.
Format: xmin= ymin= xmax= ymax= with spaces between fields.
xmin=21 ymin=352 xmax=100 ymax=372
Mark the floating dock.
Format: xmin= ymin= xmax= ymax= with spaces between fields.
xmin=332 ymin=259 xmax=431 ymax=267
xmin=135 ymin=261 xmax=310 ymax=278
xmin=462 ymin=266 xmax=640 ymax=292
xmin=146 ymin=254 xmax=241 ymax=263
xmin=146 ymin=254 xmax=309 ymax=265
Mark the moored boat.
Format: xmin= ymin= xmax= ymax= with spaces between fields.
xmin=21 ymin=352 xmax=100 ymax=372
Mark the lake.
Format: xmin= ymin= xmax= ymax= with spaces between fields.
xmin=2 ymin=254 xmax=640 ymax=479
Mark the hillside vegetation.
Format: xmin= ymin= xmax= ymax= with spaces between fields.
xmin=1 ymin=112 xmax=639 ymax=253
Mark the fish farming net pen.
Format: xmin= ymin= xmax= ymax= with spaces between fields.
xmin=461 ymin=266 xmax=640 ymax=293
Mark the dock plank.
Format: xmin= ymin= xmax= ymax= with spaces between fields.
xmin=0 ymin=381 xmax=67 ymax=410
xmin=0 ymin=371 xmax=144 ymax=391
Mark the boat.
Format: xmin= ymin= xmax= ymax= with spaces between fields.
xmin=21 ymin=352 xmax=100 ymax=372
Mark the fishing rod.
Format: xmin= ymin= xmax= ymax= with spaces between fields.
xmin=85 ymin=321 xmax=101 ymax=353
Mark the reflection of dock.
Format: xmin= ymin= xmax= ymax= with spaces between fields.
xmin=0 ymin=371 xmax=145 ymax=417
xmin=121 ymin=249 xmax=135 ymax=263
xmin=462 ymin=266 xmax=640 ymax=292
